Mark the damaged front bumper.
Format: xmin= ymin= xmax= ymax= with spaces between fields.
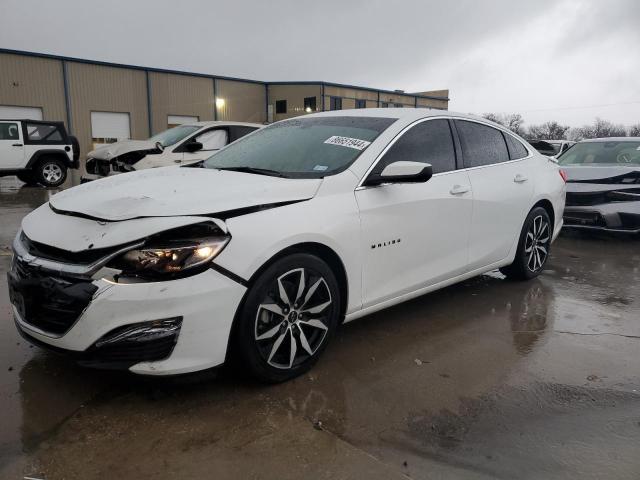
xmin=8 ymin=233 xmax=247 ymax=375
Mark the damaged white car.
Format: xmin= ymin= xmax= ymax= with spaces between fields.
xmin=8 ymin=110 xmax=565 ymax=382
xmin=82 ymin=121 xmax=262 ymax=182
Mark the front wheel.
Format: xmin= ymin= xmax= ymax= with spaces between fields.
xmin=500 ymin=207 xmax=552 ymax=280
xmin=234 ymin=253 xmax=341 ymax=383
xmin=35 ymin=158 xmax=67 ymax=187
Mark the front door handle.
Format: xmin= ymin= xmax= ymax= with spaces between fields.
xmin=12 ymin=143 xmax=22 ymax=147
xmin=174 ymin=159 xmax=182 ymax=163
xmin=450 ymin=184 xmax=470 ymax=195
xmin=514 ymin=174 xmax=528 ymax=183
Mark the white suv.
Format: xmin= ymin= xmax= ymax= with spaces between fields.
xmin=9 ymin=109 xmax=566 ymax=382
xmin=82 ymin=121 xmax=262 ymax=181
xmin=0 ymin=120 xmax=79 ymax=187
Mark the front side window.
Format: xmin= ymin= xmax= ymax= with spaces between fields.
xmin=26 ymin=123 xmax=63 ymax=142
xmin=372 ymin=119 xmax=456 ymax=175
xmin=504 ymin=133 xmax=529 ymax=160
xmin=195 ymin=129 xmax=228 ymax=150
xmin=558 ymin=141 xmax=640 ymax=166
xmin=149 ymin=125 xmax=200 ymax=147
xmin=0 ymin=122 xmax=19 ymax=140
xmin=204 ymin=116 xmax=396 ymax=178
xmin=456 ymin=120 xmax=509 ymax=168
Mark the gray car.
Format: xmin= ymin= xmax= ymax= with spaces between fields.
xmin=558 ymin=137 xmax=640 ymax=233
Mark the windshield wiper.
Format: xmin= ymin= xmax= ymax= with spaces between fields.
xmin=215 ymin=166 xmax=287 ymax=178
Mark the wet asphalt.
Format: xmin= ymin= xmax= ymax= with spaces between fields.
xmin=0 ymin=176 xmax=639 ymax=480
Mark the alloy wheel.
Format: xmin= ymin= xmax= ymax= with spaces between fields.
xmin=254 ymin=268 xmax=332 ymax=369
xmin=524 ymin=215 xmax=550 ymax=272
xmin=42 ymin=163 xmax=63 ymax=184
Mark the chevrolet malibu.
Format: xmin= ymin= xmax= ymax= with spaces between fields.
xmin=8 ymin=109 xmax=566 ymax=382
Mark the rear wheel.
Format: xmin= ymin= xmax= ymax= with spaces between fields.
xmin=35 ymin=157 xmax=67 ymax=187
xmin=500 ymin=206 xmax=552 ymax=280
xmin=234 ymin=253 xmax=340 ymax=383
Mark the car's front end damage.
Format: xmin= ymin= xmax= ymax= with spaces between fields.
xmin=82 ymin=141 xmax=162 ymax=183
xmin=7 ymin=167 xmax=322 ymax=375
xmin=563 ymin=167 xmax=640 ymax=233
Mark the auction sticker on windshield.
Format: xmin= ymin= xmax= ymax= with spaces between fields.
xmin=324 ymin=136 xmax=372 ymax=150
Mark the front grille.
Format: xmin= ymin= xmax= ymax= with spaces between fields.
xmin=21 ymin=232 xmax=115 ymax=265
xmin=8 ymin=258 xmax=98 ymax=335
xmin=563 ymin=211 xmax=607 ymax=227
xmin=565 ymin=191 xmax=608 ymax=206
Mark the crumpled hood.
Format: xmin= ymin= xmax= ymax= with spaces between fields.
xmin=563 ymin=165 xmax=640 ymax=183
xmin=88 ymin=140 xmax=160 ymax=160
xmin=49 ymin=167 xmax=322 ymax=221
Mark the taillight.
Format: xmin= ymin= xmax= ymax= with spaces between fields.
xmin=559 ymin=169 xmax=568 ymax=183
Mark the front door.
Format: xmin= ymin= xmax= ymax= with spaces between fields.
xmin=355 ymin=118 xmax=473 ymax=308
xmin=0 ymin=122 xmax=25 ymax=168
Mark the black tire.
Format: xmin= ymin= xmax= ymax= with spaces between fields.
xmin=234 ymin=253 xmax=341 ymax=383
xmin=500 ymin=206 xmax=552 ymax=281
xmin=16 ymin=172 xmax=38 ymax=185
xmin=35 ymin=157 xmax=67 ymax=187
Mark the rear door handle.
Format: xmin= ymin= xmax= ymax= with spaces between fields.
xmin=12 ymin=143 xmax=22 ymax=147
xmin=450 ymin=184 xmax=470 ymax=195
xmin=514 ymin=174 xmax=528 ymax=183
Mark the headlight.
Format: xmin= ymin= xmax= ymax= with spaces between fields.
xmin=108 ymin=223 xmax=229 ymax=280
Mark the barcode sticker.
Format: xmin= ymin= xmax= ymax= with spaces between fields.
xmin=324 ymin=136 xmax=371 ymax=150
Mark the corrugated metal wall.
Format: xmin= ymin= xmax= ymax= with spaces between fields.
xmin=268 ymin=85 xmax=322 ymax=121
xmin=216 ymin=79 xmax=266 ymax=123
xmin=149 ymin=72 xmax=215 ymax=134
xmin=0 ymin=53 xmax=67 ymax=124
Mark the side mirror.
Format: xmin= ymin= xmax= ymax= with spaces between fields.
xmin=155 ymin=141 xmax=165 ymax=152
xmin=184 ymin=140 xmax=203 ymax=152
xmin=364 ymin=161 xmax=433 ymax=186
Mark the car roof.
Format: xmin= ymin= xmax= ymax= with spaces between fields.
xmin=290 ymin=108 xmax=503 ymax=125
xmin=580 ymin=137 xmax=640 ymax=143
xmin=184 ymin=121 xmax=264 ymax=128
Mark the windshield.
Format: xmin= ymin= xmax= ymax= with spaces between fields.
xmin=558 ymin=141 xmax=640 ymax=166
xmin=149 ymin=125 xmax=200 ymax=147
xmin=203 ymin=116 xmax=396 ymax=178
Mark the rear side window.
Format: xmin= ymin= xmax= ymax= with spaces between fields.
xmin=456 ymin=120 xmax=509 ymax=168
xmin=26 ymin=123 xmax=63 ymax=143
xmin=229 ymin=126 xmax=259 ymax=142
xmin=374 ymin=119 xmax=456 ymax=175
xmin=503 ymin=133 xmax=529 ymax=160
xmin=0 ymin=122 xmax=19 ymax=140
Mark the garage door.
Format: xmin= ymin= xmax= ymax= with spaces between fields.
xmin=91 ymin=111 xmax=131 ymax=148
xmin=168 ymin=115 xmax=199 ymax=128
xmin=0 ymin=105 xmax=44 ymax=120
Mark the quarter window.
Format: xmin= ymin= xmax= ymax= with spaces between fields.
xmin=456 ymin=120 xmax=509 ymax=168
xmin=26 ymin=122 xmax=63 ymax=142
xmin=373 ymin=119 xmax=456 ymax=175
xmin=503 ymin=133 xmax=529 ymax=160
xmin=275 ymin=100 xmax=287 ymax=114
xmin=0 ymin=122 xmax=19 ymax=140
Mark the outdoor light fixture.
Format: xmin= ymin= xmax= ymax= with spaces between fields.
xmin=215 ymin=98 xmax=226 ymax=108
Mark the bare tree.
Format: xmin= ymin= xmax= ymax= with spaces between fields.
xmin=570 ymin=118 xmax=627 ymax=140
xmin=628 ymin=124 xmax=640 ymax=137
xmin=482 ymin=113 xmax=525 ymax=136
xmin=526 ymin=121 xmax=570 ymax=140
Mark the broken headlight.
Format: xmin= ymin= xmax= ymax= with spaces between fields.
xmin=109 ymin=223 xmax=229 ymax=279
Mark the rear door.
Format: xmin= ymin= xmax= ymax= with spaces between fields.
xmin=356 ymin=118 xmax=473 ymax=307
xmin=0 ymin=121 xmax=25 ymax=168
xmin=454 ymin=120 xmax=534 ymax=270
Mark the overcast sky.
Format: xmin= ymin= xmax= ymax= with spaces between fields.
xmin=1 ymin=0 xmax=638 ymax=127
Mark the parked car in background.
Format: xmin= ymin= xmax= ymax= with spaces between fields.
xmin=558 ymin=137 xmax=640 ymax=233
xmin=530 ymin=139 xmax=575 ymax=158
xmin=0 ymin=119 xmax=79 ymax=187
xmin=82 ymin=121 xmax=262 ymax=182
xmin=8 ymin=109 xmax=565 ymax=382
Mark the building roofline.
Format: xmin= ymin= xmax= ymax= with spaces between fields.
xmin=0 ymin=48 xmax=449 ymax=101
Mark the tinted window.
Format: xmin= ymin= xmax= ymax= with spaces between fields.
xmin=0 ymin=122 xmax=19 ymax=140
xmin=456 ymin=120 xmax=509 ymax=167
xmin=503 ymin=133 xmax=529 ymax=159
xmin=229 ymin=126 xmax=258 ymax=142
xmin=373 ymin=119 xmax=456 ymax=175
xmin=204 ymin=116 xmax=396 ymax=178
xmin=26 ymin=123 xmax=63 ymax=142
xmin=275 ymin=100 xmax=287 ymax=114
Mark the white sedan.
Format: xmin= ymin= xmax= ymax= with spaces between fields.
xmin=8 ymin=109 xmax=566 ymax=382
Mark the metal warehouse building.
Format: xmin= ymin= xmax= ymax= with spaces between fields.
xmin=0 ymin=49 xmax=449 ymax=163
